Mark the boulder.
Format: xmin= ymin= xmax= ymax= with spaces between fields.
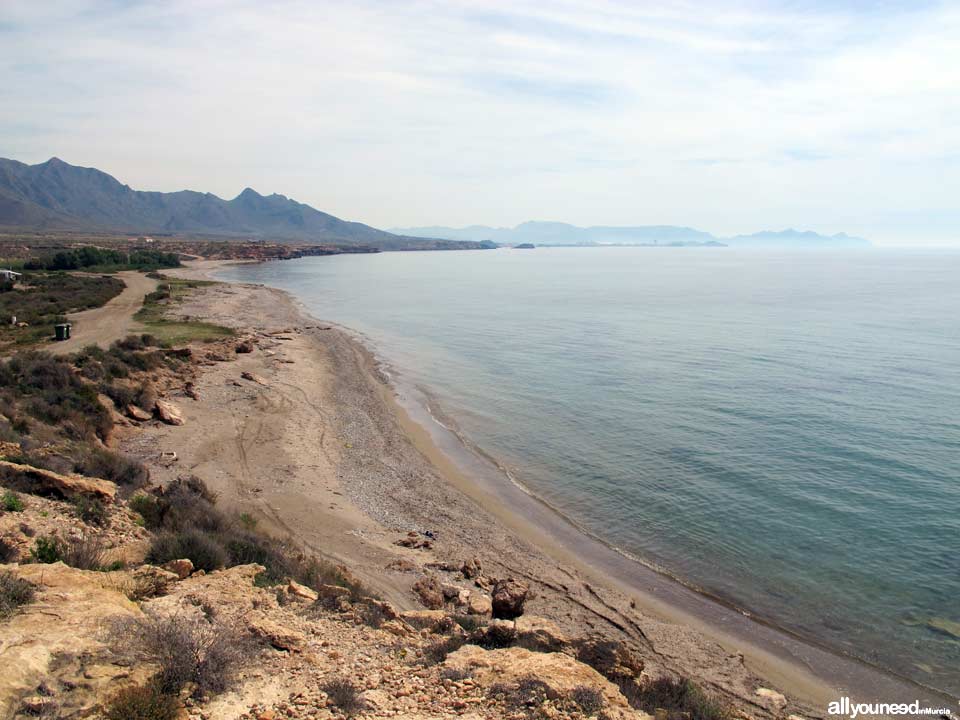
xmin=443 ymin=646 xmax=637 ymax=714
xmin=461 ymin=557 xmax=482 ymax=579
xmin=248 ymin=616 xmax=306 ymax=652
xmin=287 ymin=580 xmax=319 ymax=603
xmin=491 ymin=578 xmax=528 ymax=619
xmin=155 ymin=399 xmax=185 ymax=426
xmin=400 ymin=610 xmax=452 ymax=633
xmin=161 ymin=558 xmax=194 ymax=580
xmin=126 ymin=404 xmax=153 ymax=421
xmin=515 ymin=616 xmax=570 ymax=653
xmin=574 ymin=639 xmax=645 ymax=680
xmin=467 ymin=593 xmax=492 ymax=616
xmin=0 ymin=460 xmax=116 ymax=502
xmin=235 ymin=340 xmax=255 ymax=354
xmin=413 ymin=576 xmax=444 ymax=610
xmin=241 ymin=371 xmax=268 ymax=385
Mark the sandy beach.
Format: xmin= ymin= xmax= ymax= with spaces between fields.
xmin=121 ymin=260 xmax=954 ymax=719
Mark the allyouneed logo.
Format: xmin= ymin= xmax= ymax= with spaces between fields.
xmin=828 ymin=697 xmax=953 ymax=718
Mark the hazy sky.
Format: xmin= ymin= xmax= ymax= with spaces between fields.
xmin=2 ymin=1 xmax=958 ymax=245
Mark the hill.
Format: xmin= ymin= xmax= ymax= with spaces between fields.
xmin=391 ymin=221 xmax=870 ymax=248
xmin=0 ymin=157 xmax=485 ymax=250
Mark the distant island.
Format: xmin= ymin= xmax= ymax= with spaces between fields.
xmin=0 ymin=157 xmax=493 ymax=251
xmin=513 ymin=243 xmax=536 ymax=249
xmin=390 ymin=220 xmax=871 ymax=249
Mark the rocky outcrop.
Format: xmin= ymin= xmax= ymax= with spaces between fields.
xmin=0 ymin=460 xmax=116 ymax=502
xmin=413 ymin=576 xmax=444 ymax=610
xmin=155 ymin=399 xmax=185 ymax=426
xmin=0 ymin=563 xmax=145 ymax=718
xmin=491 ymin=578 xmax=528 ymax=619
xmin=515 ymin=616 xmax=570 ymax=653
xmin=161 ymin=558 xmax=194 ymax=580
xmin=126 ymin=404 xmax=153 ymax=421
xmin=444 ymin=645 xmax=649 ymax=719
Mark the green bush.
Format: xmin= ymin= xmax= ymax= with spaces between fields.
xmin=104 ymin=685 xmax=179 ymax=720
xmin=147 ymin=530 xmax=227 ymax=572
xmin=130 ymin=494 xmax=163 ymax=528
xmin=0 ymin=571 xmax=35 ymax=619
xmin=30 ymin=536 xmax=64 ymax=564
xmin=618 ymin=676 xmax=732 ymax=720
xmin=75 ymin=448 xmax=149 ymax=487
xmin=2 ymin=490 xmax=24 ymax=512
xmin=321 ymin=678 xmax=365 ymax=716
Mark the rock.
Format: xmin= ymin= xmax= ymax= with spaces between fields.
xmin=441 ymin=583 xmax=461 ymax=600
xmin=926 ymin=617 xmax=960 ymax=639
xmin=413 ymin=576 xmax=445 ymax=610
xmin=162 ymin=559 xmax=194 ymax=580
xmin=491 ymin=578 xmax=528 ymax=619
xmin=241 ymin=371 xmax=268 ymax=385
xmin=248 ymin=616 xmax=306 ymax=652
xmin=0 ymin=460 xmax=116 ymax=502
xmin=755 ymin=687 xmax=787 ymax=707
xmin=0 ymin=563 xmax=141 ymax=718
xmin=385 ymin=559 xmax=418 ymax=573
xmin=467 ymin=594 xmax=492 ymax=616
xmin=129 ymin=565 xmax=181 ymax=596
xmin=574 ymin=639 xmax=645 ymax=680
xmin=126 ymin=404 xmax=153 ymax=421
xmin=287 ymin=580 xmax=319 ymax=603
xmin=317 ymin=584 xmax=351 ymax=600
xmin=183 ymin=382 xmax=200 ymax=400
xmin=515 ymin=616 xmax=569 ymax=653
xmin=380 ymin=620 xmax=411 ymax=637
xmin=155 ymin=399 xmax=185 ymax=426
xmin=444 ymin=645 xmax=634 ymax=712
xmin=480 ymin=618 xmax=518 ymax=647
xmin=461 ymin=557 xmax=482 ymax=579
xmin=235 ymin=340 xmax=255 ymax=353
xmin=395 ymin=531 xmax=433 ymax=550
xmin=400 ymin=610 xmax=451 ymax=633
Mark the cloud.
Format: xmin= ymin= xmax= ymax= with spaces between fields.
xmin=0 ymin=0 xmax=957 ymax=244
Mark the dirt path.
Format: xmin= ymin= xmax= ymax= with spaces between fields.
xmin=50 ymin=271 xmax=158 ymax=355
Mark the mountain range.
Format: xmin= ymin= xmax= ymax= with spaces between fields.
xmin=0 ymin=157 xmax=487 ymax=250
xmin=390 ymin=221 xmax=871 ymax=248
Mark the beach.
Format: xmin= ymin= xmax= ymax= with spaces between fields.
xmin=123 ymin=260 xmax=955 ymax=719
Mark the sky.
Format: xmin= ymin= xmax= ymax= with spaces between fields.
xmin=1 ymin=0 xmax=958 ymax=245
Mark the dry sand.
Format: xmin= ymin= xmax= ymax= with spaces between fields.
xmin=122 ymin=260 xmax=951 ymax=720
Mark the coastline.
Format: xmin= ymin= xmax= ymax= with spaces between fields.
xmin=144 ymin=259 xmax=955 ymax=718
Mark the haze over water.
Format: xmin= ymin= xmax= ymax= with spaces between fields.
xmin=222 ymin=248 xmax=960 ymax=693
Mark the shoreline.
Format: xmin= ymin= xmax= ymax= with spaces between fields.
xmin=158 ymin=259 xmax=954 ymax=717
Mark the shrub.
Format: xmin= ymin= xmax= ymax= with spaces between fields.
xmin=61 ymin=533 xmax=107 ymax=570
xmin=0 ymin=570 xmax=35 ymax=618
xmin=2 ymin=489 xmax=24 ymax=512
xmin=30 ymin=536 xmax=64 ymax=564
xmin=103 ymin=685 xmax=179 ymax=720
xmin=112 ymin=612 xmax=249 ymax=696
xmin=130 ymin=494 xmax=163 ymax=528
xmin=321 ymin=678 xmax=365 ymax=716
xmin=147 ymin=530 xmax=227 ymax=572
xmin=570 ymin=686 xmax=604 ymax=715
xmin=0 ymin=538 xmax=16 ymax=563
xmin=75 ymin=448 xmax=149 ymax=487
xmin=618 ymin=676 xmax=732 ymax=720
xmin=73 ymin=496 xmax=107 ymax=526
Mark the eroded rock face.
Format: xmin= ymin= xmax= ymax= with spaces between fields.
xmin=413 ymin=576 xmax=444 ymax=610
xmin=0 ymin=563 xmax=144 ymax=718
xmin=444 ymin=645 xmax=644 ymax=716
xmin=574 ymin=638 xmax=645 ymax=680
xmin=155 ymin=399 xmax=185 ymax=426
xmin=515 ymin=616 xmax=570 ymax=653
xmin=0 ymin=460 xmax=116 ymax=502
xmin=491 ymin=578 xmax=528 ymax=620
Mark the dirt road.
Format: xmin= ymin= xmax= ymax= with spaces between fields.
xmin=50 ymin=271 xmax=158 ymax=355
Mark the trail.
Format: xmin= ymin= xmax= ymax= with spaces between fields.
xmin=50 ymin=271 xmax=158 ymax=355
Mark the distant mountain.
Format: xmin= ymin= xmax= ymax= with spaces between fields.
xmin=724 ymin=229 xmax=870 ymax=248
xmin=0 ymin=157 xmax=486 ymax=250
xmin=391 ymin=221 xmax=870 ymax=248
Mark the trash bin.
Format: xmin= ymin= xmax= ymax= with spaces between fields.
xmin=54 ymin=323 xmax=71 ymax=341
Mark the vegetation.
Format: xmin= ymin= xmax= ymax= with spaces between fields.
xmin=138 ymin=476 xmax=370 ymax=597
xmin=0 ymin=273 xmax=124 ymax=346
xmin=112 ymin=612 xmax=249 ymax=697
xmin=23 ymin=246 xmax=181 ymax=273
xmin=30 ymin=536 xmax=63 ymax=564
xmin=73 ymin=496 xmax=107 ymax=526
xmin=0 ymin=570 xmax=35 ymax=619
xmin=2 ymin=489 xmax=24 ymax=512
xmin=103 ymin=685 xmax=179 ymax=720
xmin=321 ymin=678 xmax=366 ymax=716
xmin=30 ymin=533 xmax=107 ymax=570
xmin=134 ymin=277 xmax=234 ymax=344
xmin=617 ymin=676 xmax=732 ymax=720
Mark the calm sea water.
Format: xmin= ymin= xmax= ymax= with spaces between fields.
xmin=221 ymin=248 xmax=960 ymax=693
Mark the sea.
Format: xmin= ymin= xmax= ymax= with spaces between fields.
xmin=218 ymin=247 xmax=960 ymax=695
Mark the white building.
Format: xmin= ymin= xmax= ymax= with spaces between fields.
xmin=0 ymin=269 xmax=22 ymax=282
